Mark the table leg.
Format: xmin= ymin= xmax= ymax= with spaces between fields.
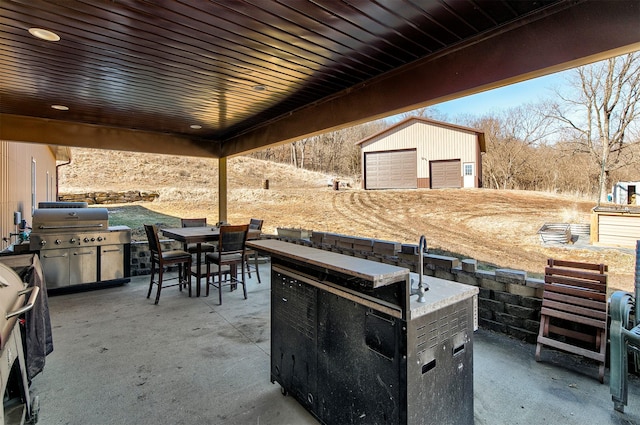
xmin=196 ymin=243 xmax=202 ymax=297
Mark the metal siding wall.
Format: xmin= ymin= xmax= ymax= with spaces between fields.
xmin=419 ymin=125 xmax=476 ymax=178
xmin=1 ymin=141 xmax=9 ymax=251
xmin=1 ymin=140 xmax=57 ymax=250
xmin=598 ymin=214 xmax=640 ymax=248
xmin=360 ymin=122 xmax=417 ymax=152
xmin=360 ymin=122 xmax=478 ymax=179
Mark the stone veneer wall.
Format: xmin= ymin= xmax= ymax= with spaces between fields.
xmin=130 ymin=239 xmax=183 ymax=277
xmin=129 ymin=231 xmax=544 ymax=343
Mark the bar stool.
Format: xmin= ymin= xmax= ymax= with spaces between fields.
xmin=205 ymin=224 xmax=249 ymax=305
xmin=144 ymin=224 xmax=192 ymax=304
xmin=244 ymin=218 xmax=264 ymax=283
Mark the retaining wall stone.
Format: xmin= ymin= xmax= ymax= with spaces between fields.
xmin=59 ymin=190 xmax=159 ymax=205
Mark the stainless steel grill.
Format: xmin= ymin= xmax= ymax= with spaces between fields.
xmin=29 ymin=208 xmax=131 ymax=289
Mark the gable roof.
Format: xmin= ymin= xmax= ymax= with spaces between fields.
xmin=355 ymin=117 xmax=486 ymax=152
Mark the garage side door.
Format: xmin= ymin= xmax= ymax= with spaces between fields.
xmin=430 ymin=160 xmax=461 ymax=189
xmin=365 ymin=150 xmax=417 ymax=189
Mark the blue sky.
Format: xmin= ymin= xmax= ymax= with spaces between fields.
xmin=426 ymin=70 xmax=569 ymax=119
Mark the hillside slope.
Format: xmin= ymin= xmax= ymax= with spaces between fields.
xmin=59 ymin=148 xmax=634 ymax=292
xmin=59 ymin=148 xmax=332 ymax=196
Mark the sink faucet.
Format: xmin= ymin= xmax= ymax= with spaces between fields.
xmin=411 ymin=235 xmax=429 ymax=303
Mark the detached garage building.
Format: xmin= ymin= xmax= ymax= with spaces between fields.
xmin=357 ymin=117 xmax=486 ymax=190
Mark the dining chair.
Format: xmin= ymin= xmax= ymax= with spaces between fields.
xmin=144 ymin=224 xmax=192 ymax=304
xmin=205 ymin=224 xmax=249 ymax=305
xmin=244 ymin=218 xmax=264 ymax=284
xmin=180 ymin=217 xmax=217 ymax=253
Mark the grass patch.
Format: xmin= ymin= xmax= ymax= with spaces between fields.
xmin=103 ymin=205 xmax=181 ymax=240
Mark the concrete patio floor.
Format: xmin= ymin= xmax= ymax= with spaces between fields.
xmin=30 ymin=263 xmax=640 ymax=425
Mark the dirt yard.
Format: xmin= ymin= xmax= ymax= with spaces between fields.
xmin=149 ymin=188 xmax=633 ymax=291
xmin=59 ymin=149 xmax=636 ymax=292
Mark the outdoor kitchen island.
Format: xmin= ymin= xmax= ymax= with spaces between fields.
xmin=247 ymin=239 xmax=478 ymax=425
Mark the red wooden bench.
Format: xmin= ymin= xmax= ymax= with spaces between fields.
xmin=535 ymin=259 xmax=608 ymax=383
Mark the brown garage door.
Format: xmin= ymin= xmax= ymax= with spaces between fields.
xmin=430 ymin=160 xmax=461 ymax=188
xmin=365 ymin=150 xmax=417 ymax=189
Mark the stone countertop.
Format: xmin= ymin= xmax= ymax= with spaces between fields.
xmin=408 ymin=272 xmax=478 ymax=319
xmin=248 ymin=239 xmax=477 ymax=318
xmin=247 ymin=239 xmax=409 ymax=288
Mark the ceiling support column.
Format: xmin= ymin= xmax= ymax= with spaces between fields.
xmin=218 ymin=157 xmax=227 ymax=224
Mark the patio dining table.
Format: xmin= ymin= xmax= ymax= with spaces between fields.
xmin=161 ymin=226 xmax=259 ymax=297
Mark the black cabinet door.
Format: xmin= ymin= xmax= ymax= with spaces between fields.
xmin=316 ymin=291 xmax=406 ymax=425
xmin=270 ymin=262 xmax=408 ymax=425
xmin=270 ymin=268 xmax=318 ymax=412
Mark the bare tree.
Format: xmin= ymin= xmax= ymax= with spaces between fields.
xmin=472 ymin=103 xmax=551 ymax=190
xmin=248 ymin=120 xmax=386 ymax=178
xmin=399 ymin=106 xmax=448 ymax=122
xmin=290 ymin=143 xmax=298 ymax=168
xmin=548 ymin=52 xmax=640 ymax=202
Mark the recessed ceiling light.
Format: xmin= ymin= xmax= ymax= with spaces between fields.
xmin=51 ymin=104 xmax=69 ymax=111
xmin=190 ymin=124 xmax=202 ymax=129
xmin=253 ymin=85 xmax=267 ymax=91
xmin=28 ymin=28 xmax=60 ymax=42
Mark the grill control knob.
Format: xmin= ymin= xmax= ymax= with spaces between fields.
xmin=97 ymin=236 xmax=103 ymax=242
xmin=91 ymin=237 xmax=96 ymax=242
xmin=70 ymin=238 xmax=76 ymax=243
xmin=55 ymin=239 xmax=62 ymax=245
xmin=40 ymin=240 xmax=46 ymax=246
xmin=83 ymin=237 xmax=90 ymax=243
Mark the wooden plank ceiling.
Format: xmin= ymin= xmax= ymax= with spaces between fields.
xmin=1 ymin=0 xmax=639 ymax=158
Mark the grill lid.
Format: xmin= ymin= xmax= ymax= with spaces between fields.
xmin=0 ymin=263 xmax=27 ymax=349
xmin=32 ymin=208 xmax=109 ymax=232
